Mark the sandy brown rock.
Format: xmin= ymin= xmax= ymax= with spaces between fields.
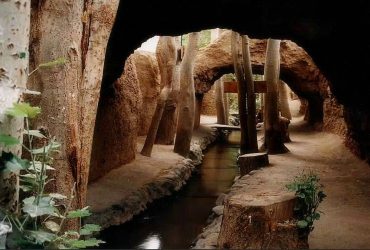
xmin=201 ymin=87 xmax=217 ymax=116
xmin=194 ymin=30 xmax=329 ymax=126
xmin=89 ymin=56 xmax=142 ymax=182
xmin=323 ymin=96 xmax=347 ymax=137
xmin=132 ymin=51 xmax=161 ymax=135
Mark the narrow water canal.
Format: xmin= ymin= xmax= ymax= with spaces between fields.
xmin=99 ymin=131 xmax=240 ymax=249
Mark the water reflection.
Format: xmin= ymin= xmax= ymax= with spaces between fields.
xmin=138 ymin=234 xmax=161 ymax=249
xmin=99 ymin=132 xmax=240 ymax=249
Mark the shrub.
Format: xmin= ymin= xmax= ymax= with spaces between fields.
xmin=286 ymin=171 xmax=326 ymax=233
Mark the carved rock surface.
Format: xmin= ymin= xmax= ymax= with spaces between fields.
xmin=132 ymin=51 xmax=161 ymax=136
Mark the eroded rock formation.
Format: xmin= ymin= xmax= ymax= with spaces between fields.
xmin=194 ymin=30 xmax=329 ymax=127
xmin=89 ymin=56 xmax=142 ymax=182
xmin=132 ymin=51 xmax=161 ymax=135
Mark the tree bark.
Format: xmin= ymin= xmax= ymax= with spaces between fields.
xmin=238 ymin=152 xmax=269 ymax=176
xmin=212 ymin=29 xmax=227 ymax=125
xmin=241 ymin=35 xmax=258 ymax=152
xmin=231 ymin=31 xmax=248 ymax=154
xmin=155 ymin=37 xmax=181 ymax=145
xmin=278 ymin=80 xmax=292 ymax=120
xmin=174 ymin=32 xmax=199 ymax=157
xmin=79 ymin=0 xmax=119 ymax=205
xmin=0 ymin=0 xmax=30 ymax=211
xmin=142 ymin=36 xmax=177 ymax=155
xmin=218 ymin=190 xmax=304 ymax=249
xmin=28 ymin=0 xmax=119 ymax=212
xmin=263 ymin=39 xmax=288 ymax=154
xmin=194 ymin=93 xmax=204 ymax=129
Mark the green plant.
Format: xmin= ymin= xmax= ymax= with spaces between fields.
xmin=0 ymin=103 xmax=104 ymax=249
xmin=286 ymin=171 xmax=326 ymax=233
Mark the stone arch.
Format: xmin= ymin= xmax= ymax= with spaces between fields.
xmin=193 ymin=30 xmax=329 ymax=126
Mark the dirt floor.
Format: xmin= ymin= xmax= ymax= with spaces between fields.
xmin=285 ymin=101 xmax=370 ymax=248
xmin=196 ymin=100 xmax=370 ymax=249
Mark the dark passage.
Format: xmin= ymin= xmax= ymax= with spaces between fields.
xmin=98 ymin=131 xmax=240 ymax=249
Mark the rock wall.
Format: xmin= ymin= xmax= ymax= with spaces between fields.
xmin=323 ymin=97 xmax=347 ymax=137
xmin=202 ymin=86 xmax=217 ymax=116
xmin=89 ymin=56 xmax=142 ymax=183
xmin=194 ymin=30 xmax=329 ymax=127
xmin=344 ymin=107 xmax=370 ymax=164
xmin=132 ymin=51 xmax=161 ymax=136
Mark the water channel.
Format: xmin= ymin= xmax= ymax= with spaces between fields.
xmin=99 ymin=131 xmax=240 ymax=249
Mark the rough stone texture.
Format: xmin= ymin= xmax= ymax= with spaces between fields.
xmin=87 ymin=158 xmax=194 ymax=229
xmin=189 ymin=126 xmax=219 ymax=165
xmin=104 ymin=1 xmax=370 ymax=170
xmin=323 ymin=96 xmax=347 ymax=137
xmin=89 ymin=56 xmax=142 ymax=183
xmin=132 ymin=51 xmax=161 ymax=135
xmin=323 ymin=94 xmax=370 ymax=163
xmin=344 ymin=107 xmax=370 ymax=164
xmin=201 ymin=86 xmax=217 ymax=116
xmin=87 ymin=126 xmax=218 ymax=229
xmin=194 ymin=30 xmax=328 ymax=127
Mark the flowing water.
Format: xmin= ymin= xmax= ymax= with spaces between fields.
xmin=99 ymin=131 xmax=240 ymax=249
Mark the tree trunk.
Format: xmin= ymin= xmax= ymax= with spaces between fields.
xmin=224 ymin=93 xmax=230 ymax=124
xmin=278 ymin=80 xmax=292 ymax=120
xmin=142 ymin=36 xmax=177 ymax=155
xmin=231 ymin=31 xmax=248 ymax=154
xmin=0 ymin=0 xmax=30 ymax=211
xmin=212 ymin=29 xmax=227 ymax=125
xmin=28 ymin=0 xmax=119 ymax=213
xmin=174 ymin=32 xmax=199 ymax=157
xmin=238 ymin=152 xmax=269 ymax=176
xmin=155 ymin=37 xmax=181 ymax=145
xmin=218 ymin=190 xmax=304 ymax=249
xmin=194 ymin=93 xmax=204 ymax=129
xmin=263 ymin=39 xmax=288 ymax=154
xmin=78 ymin=0 xmax=119 ymax=206
xmin=241 ymin=35 xmax=258 ymax=152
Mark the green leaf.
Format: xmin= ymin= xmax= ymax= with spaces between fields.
xmin=297 ymin=220 xmax=309 ymax=228
xmin=31 ymin=141 xmax=61 ymax=154
xmin=44 ymin=220 xmax=60 ymax=233
xmin=22 ymin=196 xmax=57 ymax=218
xmin=68 ymin=238 xmax=105 ymax=248
xmin=6 ymin=102 xmax=41 ymax=118
xmin=63 ymin=230 xmax=80 ymax=237
xmin=39 ymin=58 xmax=67 ymax=68
xmin=67 ymin=206 xmax=92 ymax=219
xmin=49 ymin=193 xmax=67 ymax=200
xmin=28 ymin=130 xmax=46 ymax=138
xmin=80 ymin=224 xmax=101 ymax=236
xmin=28 ymin=161 xmax=55 ymax=172
xmin=0 ymin=134 xmax=20 ymax=146
xmin=19 ymin=184 xmax=34 ymax=192
xmin=313 ymin=212 xmax=321 ymax=220
xmin=25 ymin=230 xmax=56 ymax=244
xmin=1 ymin=152 xmax=30 ymax=173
